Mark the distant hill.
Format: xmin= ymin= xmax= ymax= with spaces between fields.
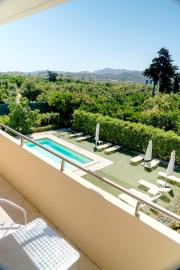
xmin=2 ymin=68 xmax=147 ymax=83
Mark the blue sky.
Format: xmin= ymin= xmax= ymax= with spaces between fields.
xmin=0 ymin=0 xmax=179 ymax=72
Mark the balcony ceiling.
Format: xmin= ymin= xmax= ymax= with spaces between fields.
xmin=0 ymin=0 xmax=68 ymax=25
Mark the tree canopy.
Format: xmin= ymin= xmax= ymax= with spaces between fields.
xmin=0 ymin=73 xmax=179 ymax=135
xmin=21 ymin=79 xmax=42 ymax=101
xmin=143 ymin=48 xmax=179 ymax=95
xmin=47 ymin=70 xmax=58 ymax=82
xmin=8 ymin=99 xmax=38 ymax=133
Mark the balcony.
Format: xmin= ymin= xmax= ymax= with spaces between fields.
xmin=0 ymin=175 xmax=99 ymax=270
xmin=0 ymin=125 xmax=179 ymax=270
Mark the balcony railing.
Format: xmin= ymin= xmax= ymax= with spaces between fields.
xmin=0 ymin=123 xmax=180 ymax=223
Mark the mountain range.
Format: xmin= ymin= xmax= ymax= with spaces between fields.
xmin=3 ymin=68 xmax=147 ymax=83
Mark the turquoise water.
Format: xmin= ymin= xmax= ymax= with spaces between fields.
xmin=26 ymin=138 xmax=92 ymax=170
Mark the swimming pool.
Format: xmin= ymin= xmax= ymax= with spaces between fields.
xmin=26 ymin=138 xmax=92 ymax=170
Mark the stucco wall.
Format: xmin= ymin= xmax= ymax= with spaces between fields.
xmin=0 ymin=130 xmax=179 ymax=270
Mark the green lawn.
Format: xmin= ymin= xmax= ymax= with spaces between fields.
xmin=54 ymin=130 xmax=180 ymax=214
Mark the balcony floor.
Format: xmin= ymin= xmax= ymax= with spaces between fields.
xmin=0 ymin=175 xmax=100 ymax=270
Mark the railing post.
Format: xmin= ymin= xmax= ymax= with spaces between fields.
xmin=60 ymin=159 xmax=65 ymax=171
xmin=135 ymin=201 xmax=141 ymax=217
xmin=20 ymin=137 xmax=23 ymax=146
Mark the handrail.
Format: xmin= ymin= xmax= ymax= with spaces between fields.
xmin=0 ymin=123 xmax=180 ymax=223
xmin=0 ymin=198 xmax=27 ymax=225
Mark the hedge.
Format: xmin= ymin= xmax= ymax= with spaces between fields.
xmin=72 ymin=110 xmax=180 ymax=164
xmin=35 ymin=112 xmax=60 ymax=127
xmin=31 ymin=124 xmax=60 ymax=133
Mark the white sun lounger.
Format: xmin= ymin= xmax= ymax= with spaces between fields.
xmin=96 ymin=143 xmax=112 ymax=151
xmin=138 ymin=179 xmax=160 ymax=197
xmin=104 ymin=145 xmax=121 ymax=154
xmin=138 ymin=179 xmax=171 ymax=197
xmin=148 ymin=187 xmax=160 ymax=197
xmin=144 ymin=159 xmax=160 ymax=171
xmin=69 ymin=132 xmax=84 ymax=138
xmin=156 ymin=179 xmax=171 ymax=188
xmin=157 ymin=172 xmax=180 ymax=183
xmin=138 ymin=179 xmax=157 ymax=190
xmin=76 ymin=135 xmax=91 ymax=142
xmin=130 ymin=154 xmax=144 ymax=165
xmin=157 ymin=187 xmax=171 ymax=193
xmin=148 ymin=186 xmax=171 ymax=197
xmin=148 ymin=187 xmax=171 ymax=197
xmin=118 ymin=188 xmax=158 ymax=208
xmin=132 ymin=188 xmax=162 ymax=201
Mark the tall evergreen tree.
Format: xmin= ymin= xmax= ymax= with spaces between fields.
xmin=47 ymin=70 xmax=58 ymax=82
xmin=173 ymin=72 xmax=180 ymax=93
xmin=143 ymin=48 xmax=178 ymax=96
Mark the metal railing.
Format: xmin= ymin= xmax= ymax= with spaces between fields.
xmin=0 ymin=123 xmax=180 ymax=223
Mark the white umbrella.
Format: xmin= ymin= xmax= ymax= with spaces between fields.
xmin=166 ymin=150 xmax=175 ymax=176
xmin=95 ymin=123 xmax=100 ymax=142
xmin=144 ymin=140 xmax=152 ymax=162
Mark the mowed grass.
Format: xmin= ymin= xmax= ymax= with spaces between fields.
xmin=54 ymin=130 xmax=180 ymax=211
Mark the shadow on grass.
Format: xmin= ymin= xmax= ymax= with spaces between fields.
xmin=119 ymin=148 xmax=137 ymax=158
xmin=138 ymin=185 xmax=148 ymax=192
xmin=159 ymin=194 xmax=171 ymax=203
xmin=149 ymin=208 xmax=159 ymax=216
xmin=169 ymin=189 xmax=175 ymax=198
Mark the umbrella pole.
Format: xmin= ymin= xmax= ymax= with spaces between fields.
xmin=94 ymin=140 xmax=97 ymax=151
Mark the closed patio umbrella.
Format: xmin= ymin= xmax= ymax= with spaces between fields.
xmin=144 ymin=140 xmax=152 ymax=162
xmin=166 ymin=150 xmax=175 ymax=176
xmin=95 ymin=123 xmax=100 ymax=143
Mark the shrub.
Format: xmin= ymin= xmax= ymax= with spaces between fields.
xmin=36 ymin=112 xmax=60 ymax=127
xmin=72 ymin=110 xmax=180 ymax=164
xmin=8 ymin=99 xmax=38 ymax=134
xmin=139 ymin=109 xmax=179 ymax=132
xmin=21 ymin=79 xmax=42 ymax=101
xmin=31 ymin=125 xmax=60 ymax=133
xmin=48 ymin=91 xmax=77 ymax=126
xmin=0 ymin=115 xmax=10 ymax=125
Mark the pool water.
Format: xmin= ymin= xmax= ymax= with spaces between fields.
xmin=26 ymin=138 xmax=92 ymax=170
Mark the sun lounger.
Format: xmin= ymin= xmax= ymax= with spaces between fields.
xmin=156 ymin=179 xmax=170 ymax=188
xmin=76 ymin=135 xmax=91 ymax=142
xmin=130 ymin=154 xmax=144 ymax=165
xmin=96 ymin=143 xmax=112 ymax=151
xmin=138 ymin=179 xmax=171 ymax=197
xmin=104 ymin=145 xmax=121 ymax=154
xmin=131 ymin=188 xmax=153 ymax=201
xmin=138 ymin=179 xmax=160 ymax=197
xmin=118 ymin=189 xmax=158 ymax=208
xmin=157 ymin=187 xmax=171 ymax=193
xmin=69 ymin=132 xmax=83 ymax=138
xmin=132 ymin=188 xmax=162 ymax=201
xmin=157 ymin=172 xmax=180 ymax=183
xmin=144 ymin=159 xmax=160 ymax=171
xmin=148 ymin=186 xmax=171 ymax=197
xmin=138 ymin=179 xmax=157 ymax=190
xmin=147 ymin=187 xmax=159 ymax=197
